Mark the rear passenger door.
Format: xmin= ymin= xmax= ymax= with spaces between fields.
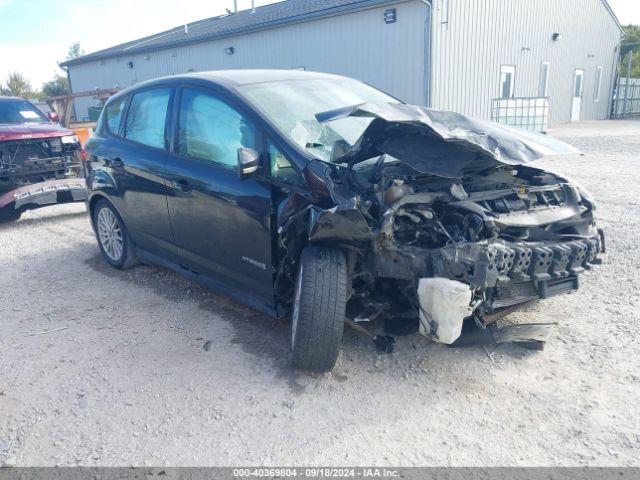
xmin=164 ymin=87 xmax=274 ymax=305
xmin=108 ymin=87 xmax=176 ymax=257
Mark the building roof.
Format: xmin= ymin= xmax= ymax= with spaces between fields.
xmin=60 ymin=0 xmax=401 ymax=67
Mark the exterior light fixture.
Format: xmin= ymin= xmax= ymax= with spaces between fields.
xmin=384 ymin=8 xmax=397 ymax=24
xmin=127 ymin=61 xmax=134 ymax=69
xmin=225 ymin=47 xmax=235 ymax=55
xmin=552 ymin=33 xmax=562 ymax=42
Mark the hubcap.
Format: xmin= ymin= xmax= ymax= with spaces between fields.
xmin=291 ymin=264 xmax=303 ymax=351
xmin=97 ymin=207 xmax=124 ymax=262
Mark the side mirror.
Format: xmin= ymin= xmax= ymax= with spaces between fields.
xmin=48 ymin=112 xmax=60 ymax=123
xmin=237 ymin=147 xmax=260 ymax=179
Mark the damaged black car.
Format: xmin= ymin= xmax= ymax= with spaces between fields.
xmin=85 ymin=71 xmax=604 ymax=373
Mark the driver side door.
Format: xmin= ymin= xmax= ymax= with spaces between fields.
xmin=164 ymin=87 xmax=275 ymax=307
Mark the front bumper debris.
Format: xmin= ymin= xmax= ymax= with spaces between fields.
xmin=433 ymin=231 xmax=605 ymax=300
xmin=0 ymin=179 xmax=87 ymax=210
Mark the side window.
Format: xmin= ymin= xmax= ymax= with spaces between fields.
xmin=103 ymin=96 xmax=127 ymax=135
xmin=500 ymin=65 xmax=516 ymax=99
xmin=124 ymin=88 xmax=171 ymax=149
xmin=269 ymin=142 xmax=304 ymax=187
xmin=539 ymin=62 xmax=550 ymax=97
xmin=594 ymin=66 xmax=603 ymax=102
xmin=178 ymin=88 xmax=256 ymax=170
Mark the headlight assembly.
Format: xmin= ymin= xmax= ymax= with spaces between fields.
xmin=61 ymin=134 xmax=80 ymax=145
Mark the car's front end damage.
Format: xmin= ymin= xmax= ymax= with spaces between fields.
xmin=0 ymin=127 xmax=87 ymax=221
xmin=275 ymin=103 xmax=604 ymax=348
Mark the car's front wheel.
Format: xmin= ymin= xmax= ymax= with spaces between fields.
xmin=289 ymin=246 xmax=348 ymax=373
xmin=93 ymin=200 xmax=137 ymax=269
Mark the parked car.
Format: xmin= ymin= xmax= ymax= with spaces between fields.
xmin=85 ymin=71 xmax=604 ymax=372
xmin=0 ymin=96 xmax=86 ymax=222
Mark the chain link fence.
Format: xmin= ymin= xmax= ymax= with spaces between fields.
xmin=613 ymin=43 xmax=640 ymax=118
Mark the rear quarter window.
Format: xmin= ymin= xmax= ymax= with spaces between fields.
xmin=102 ymin=96 xmax=127 ymax=135
xmin=125 ymin=88 xmax=172 ymax=149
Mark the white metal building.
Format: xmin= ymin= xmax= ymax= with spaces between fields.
xmin=62 ymin=0 xmax=624 ymax=128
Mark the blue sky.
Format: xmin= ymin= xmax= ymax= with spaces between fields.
xmin=0 ymin=0 xmax=279 ymax=88
xmin=0 ymin=0 xmax=638 ymax=90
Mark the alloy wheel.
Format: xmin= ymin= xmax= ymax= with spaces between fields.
xmin=97 ymin=207 xmax=124 ymax=262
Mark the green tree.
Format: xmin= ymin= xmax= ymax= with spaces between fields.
xmin=1 ymin=72 xmax=38 ymax=98
xmin=621 ymin=25 xmax=640 ymax=78
xmin=42 ymin=73 xmax=70 ymax=98
xmin=66 ymin=42 xmax=84 ymax=60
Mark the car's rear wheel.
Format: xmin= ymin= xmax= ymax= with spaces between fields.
xmin=93 ymin=200 xmax=137 ymax=269
xmin=289 ymin=246 xmax=348 ymax=373
xmin=0 ymin=206 xmax=21 ymax=224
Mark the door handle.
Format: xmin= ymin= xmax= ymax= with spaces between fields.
xmin=172 ymin=178 xmax=193 ymax=193
xmin=106 ymin=157 xmax=124 ymax=169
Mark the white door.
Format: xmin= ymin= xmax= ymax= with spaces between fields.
xmin=571 ymin=69 xmax=584 ymax=122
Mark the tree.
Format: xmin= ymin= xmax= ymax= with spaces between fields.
xmin=42 ymin=73 xmax=70 ymax=98
xmin=1 ymin=72 xmax=38 ymax=98
xmin=66 ymin=42 xmax=84 ymax=60
xmin=621 ymin=25 xmax=640 ymax=78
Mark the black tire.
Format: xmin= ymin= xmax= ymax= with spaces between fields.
xmin=289 ymin=246 xmax=348 ymax=373
xmin=0 ymin=206 xmax=21 ymax=224
xmin=92 ymin=199 xmax=138 ymax=269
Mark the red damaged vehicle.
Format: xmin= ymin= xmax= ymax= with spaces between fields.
xmin=0 ymin=96 xmax=86 ymax=223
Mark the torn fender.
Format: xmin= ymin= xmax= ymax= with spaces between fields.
xmin=316 ymin=103 xmax=581 ymax=177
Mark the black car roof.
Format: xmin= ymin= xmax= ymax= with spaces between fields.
xmin=136 ymin=69 xmax=346 ymax=88
xmin=107 ymin=69 xmax=350 ymax=103
xmin=189 ymin=69 xmax=347 ymax=86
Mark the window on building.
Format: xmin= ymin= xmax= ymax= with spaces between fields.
xmin=539 ymin=62 xmax=550 ymax=97
xmin=103 ymin=96 xmax=127 ymax=135
xmin=574 ymin=70 xmax=584 ymax=98
xmin=177 ymin=88 xmax=256 ymax=170
xmin=124 ymin=88 xmax=171 ymax=149
xmin=594 ymin=66 xmax=603 ymax=102
xmin=500 ymin=66 xmax=516 ymax=99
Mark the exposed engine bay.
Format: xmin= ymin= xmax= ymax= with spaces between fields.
xmin=347 ymin=158 xmax=603 ymax=344
xmin=0 ymin=136 xmax=85 ymax=212
xmin=274 ymin=103 xmax=605 ymax=347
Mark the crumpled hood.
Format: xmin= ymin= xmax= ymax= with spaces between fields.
xmin=316 ymin=103 xmax=581 ymax=178
xmin=0 ymin=123 xmax=72 ymax=142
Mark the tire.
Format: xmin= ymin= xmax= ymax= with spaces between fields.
xmin=0 ymin=206 xmax=21 ymax=224
xmin=92 ymin=200 xmax=137 ymax=269
xmin=290 ymin=246 xmax=348 ymax=373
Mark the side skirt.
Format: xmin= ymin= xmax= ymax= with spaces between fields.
xmin=135 ymin=247 xmax=282 ymax=319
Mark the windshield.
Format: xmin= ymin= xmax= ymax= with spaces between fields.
xmin=0 ymin=99 xmax=48 ymax=124
xmin=238 ymin=77 xmax=398 ymax=162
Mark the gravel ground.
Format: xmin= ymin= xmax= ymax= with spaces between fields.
xmin=1 ymin=120 xmax=639 ymax=467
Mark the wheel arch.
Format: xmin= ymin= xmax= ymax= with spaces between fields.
xmin=88 ymin=193 xmax=124 ymax=223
